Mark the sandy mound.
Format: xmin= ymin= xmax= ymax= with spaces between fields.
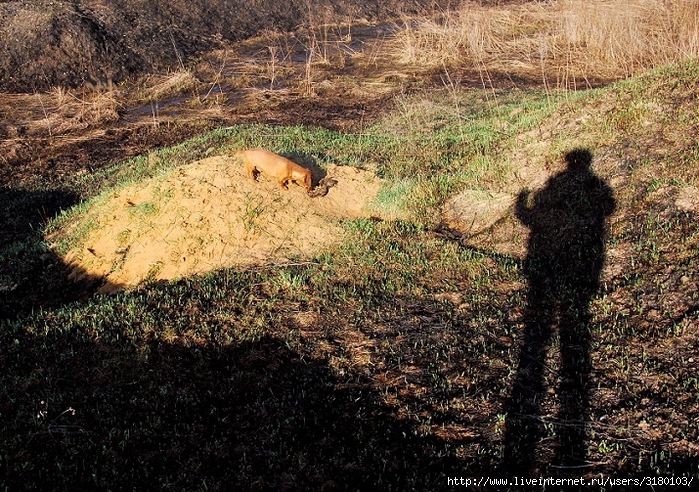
xmin=676 ymin=185 xmax=699 ymax=213
xmin=59 ymin=156 xmax=384 ymax=292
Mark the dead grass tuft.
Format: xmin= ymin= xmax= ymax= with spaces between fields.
xmin=391 ymin=0 xmax=699 ymax=87
xmin=140 ymin=70 xmax=200 ymax=101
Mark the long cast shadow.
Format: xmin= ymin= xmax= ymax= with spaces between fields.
xmin=503 ymin=149 xmax=616 ymax=474
xmin=0 ymin=187 xmax=114 ymax=320
xmin=1 ymin=298 xmax=463 ymax=490
xmin=1 ymin=184 xmax=465 ymax=489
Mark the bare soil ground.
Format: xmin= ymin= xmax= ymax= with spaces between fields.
xmin=56 ymin=156 xmax=384 ymax=293
xmin=0 ymin=0 xmax=440 ymax=92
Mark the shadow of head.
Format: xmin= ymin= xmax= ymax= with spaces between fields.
xmin=564 ymin=148 xmax=593 ymax=171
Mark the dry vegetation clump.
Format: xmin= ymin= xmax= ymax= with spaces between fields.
xmin=139 ymin=70 xmax=200 ymax=102
xmin=392 ymin=0 xmax=699 ymax=87
xmin=0 ymin=85 xmax=121 ymax=146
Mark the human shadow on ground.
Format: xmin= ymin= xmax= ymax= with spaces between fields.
xmin=503 ymin=149 xmax=616 ymax=475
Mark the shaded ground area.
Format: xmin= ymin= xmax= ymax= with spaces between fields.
xmin=0 ymin=187 xmax=85 ymax=318
xmin=2 ymin=324 xmax=464 ymax=490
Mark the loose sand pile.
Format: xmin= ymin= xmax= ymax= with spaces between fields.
xmin=59 ymin=155 xmax=385 ymax=293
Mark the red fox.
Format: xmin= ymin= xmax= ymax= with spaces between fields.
xmin=233 ymin=148 xmax=312 ymax=193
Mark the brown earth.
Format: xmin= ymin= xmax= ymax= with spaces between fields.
xmin=56 ymin=156 xmax=385 ymax=293
xmin=0 ymin=0 xmax=445 ymax=92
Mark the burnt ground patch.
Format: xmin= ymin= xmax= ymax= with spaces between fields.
xmin=0 ymin=0 xmax=448 ymax=92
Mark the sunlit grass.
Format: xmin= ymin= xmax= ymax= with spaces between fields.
xmin=391 ymin=0 xmax=699 ymax=87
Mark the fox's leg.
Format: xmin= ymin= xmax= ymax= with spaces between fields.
xmin=246 ymin=162 xmax=259 ymax=182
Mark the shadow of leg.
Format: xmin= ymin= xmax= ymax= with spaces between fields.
xmin=503 ymin=283 xmax=554 ymax=476
xmin=555 ymin=294 xmax=593 ymax=471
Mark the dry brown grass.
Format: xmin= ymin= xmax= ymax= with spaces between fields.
xmin=392 ymin=0 xmax=699 ymax=87
xmin=140 ymin=70 xmax=200 ymax=101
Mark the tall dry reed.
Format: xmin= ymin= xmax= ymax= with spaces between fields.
xmin=392 ymin=0 xmax=699 ymax=87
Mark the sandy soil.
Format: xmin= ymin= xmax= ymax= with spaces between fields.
xmin=56 ymin=155 xmax=384 ymax=292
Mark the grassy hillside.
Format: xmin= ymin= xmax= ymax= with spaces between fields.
xmin=2 ymin=57 xmax=698 ymax=488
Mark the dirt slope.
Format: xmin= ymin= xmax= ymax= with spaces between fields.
xmin=0 ymin=0 xmax=443 ymax=92
xmin=54 ymin=155 xmax=385 ymax=292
